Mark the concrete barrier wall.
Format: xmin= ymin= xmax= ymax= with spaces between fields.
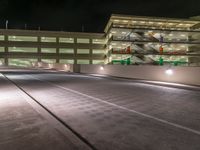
xmin=80 ymin=65 xmax=200 ymax=86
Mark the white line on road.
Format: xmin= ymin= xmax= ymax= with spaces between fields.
xmin=28 ymin=74 xmax=200 ymax=136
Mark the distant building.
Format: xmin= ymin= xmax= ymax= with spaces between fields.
xmin=0 ymin=14 xmax=200 ymax=67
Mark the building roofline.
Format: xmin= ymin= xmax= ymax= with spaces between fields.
xmin=104 ymin=14 xmax=200 ymax=32
xmin=0 ymin=29 xmax=105 ymax=38
xmin=110 ymin=14 xmax=200 ymax=22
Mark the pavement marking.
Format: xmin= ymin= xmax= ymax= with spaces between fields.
xmin=26 ymin=74 xmax=200 ymax=136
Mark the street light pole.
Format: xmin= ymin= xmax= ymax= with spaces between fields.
xmin=6 ymin=20 xmax=8 ymax=29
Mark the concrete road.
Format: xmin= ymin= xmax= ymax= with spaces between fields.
xmin=1 ymin=69 xmax=200 ymax=150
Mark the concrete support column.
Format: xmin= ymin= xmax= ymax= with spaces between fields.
xmin=89 ymin=38 xmax=93 ymax=64
xmin=4 ymin=35 xmax=8 ymax=66
xmin=56 ymin=37 xmax=59 ymax=63
xmin=38 ymin=37 xmax=41 ymax=62
xmin=74 ymin=38 xmax=77 ymax=64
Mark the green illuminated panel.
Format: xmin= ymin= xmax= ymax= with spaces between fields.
xmin=77 ymin=38 xmax=90 ymax=44
xmin=92 ymin=60 xmax=104 ymax=64
xmin=77 ymin=49 xmax=90 ymax=54
xmin=41 ymin=59 xmax=56 ymax=64
xmin=0 ymin=47 xmax=5 ymax=52
xmin=59 ymin=48 xmax=74 ymax=54
xmin=59 ymin=59 xmax=74 ymax=64
xmin=8 ymin=59 xmax=37 ymax=67
xmin=59 ymin=38 xmax=74 ymax=43
xmin=92 ymin=49 xmax=105 ymax=54
xmin=0 ymin=35 xmax=5 ymax=41
xmin=8 ymin=36 xmax=37 ymax=42
xmin=41 ymin=48 xmax=57 ymax=53
xmin=41 ymin=37 xmax=56 ymax=42
xmin=8 ymin=47 xmax=38 ymax=53
xmin=77 ymin=59 xmax=90 ymax=64
xmin=92 ymin=39 xmax=106 ymax=44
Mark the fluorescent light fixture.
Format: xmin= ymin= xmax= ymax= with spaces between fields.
xmin=165 ymin=69 xmax=173 ymax=75
xmin=169 ymin=34 xmax=173 ymax=36
xmin=111 ymin=31 xmax=117 ymax=34
xmin=122 ymin=32 xmax=127 ymax=34
xmin=123 ymin=20 xmax=128 ymax=23
xmin=181 ymin=34 xmax=186 ymax=37
xmin=114 ymin=20 xmax=119 ymax=22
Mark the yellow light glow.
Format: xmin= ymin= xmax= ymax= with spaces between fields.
xmin=123 ymin=20 xmax=128 ymax=23
xmin=111 ymin=31 xmax=117 ymax=34
xmin=181 ymin=34 xmax=186 ymax=37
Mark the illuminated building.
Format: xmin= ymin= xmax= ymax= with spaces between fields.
xmin=0 ymin=14 xmax=200 ymax=67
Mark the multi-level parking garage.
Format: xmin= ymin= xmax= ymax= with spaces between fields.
xmin=0 ymin=14 xmax=200 ymax=67
xmin=0 ymin=30 xmax=107 ymax=67
xmin=106 ymin=14 xmax=200 ymax=66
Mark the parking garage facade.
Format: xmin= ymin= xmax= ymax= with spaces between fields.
xmin=0 ymin=14 xmax=200 ymax=67
xmin=106 ymin=14 xmax=200 ymax=66
xmin=0 ymin=30 xmax=107 ymax=67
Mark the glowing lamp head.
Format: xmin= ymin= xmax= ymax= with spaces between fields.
xmin=165 ymin=69 xmax=173 ymax=75
xmin=100 ymin=66 xmax=104 ymax=70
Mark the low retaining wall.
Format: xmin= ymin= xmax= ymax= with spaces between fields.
xmin=80 ymin=65 xmax=200 ymax=86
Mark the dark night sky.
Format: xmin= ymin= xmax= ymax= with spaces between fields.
xmin=0 ymin=0 xmax=200 ymax=32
